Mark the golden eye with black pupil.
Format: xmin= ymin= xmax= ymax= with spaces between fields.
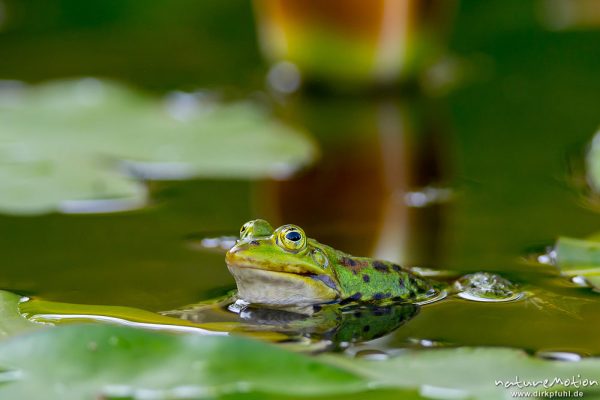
xmin=276 ymin=225 xmax=306 ymax=252
xmin=240 ymin=222 xmax=251 ymax=239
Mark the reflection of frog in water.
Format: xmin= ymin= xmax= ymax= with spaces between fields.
xmin=165 ymin=219 xmax=520 ymax=344
xmin=235 ymin=302 xmax=419 ymax=346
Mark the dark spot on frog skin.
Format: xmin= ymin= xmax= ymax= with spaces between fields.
xmin=398 ymin=278 xmax=405 ymax=288
xmin=341 ymin=257 xmax=369 ymax=275
xmin=313 ymin=305 xmax=322 ymax=313
xmin=373 ymin=261 xmax=390 ymax=273
xmin=340 ymin=292 xmax=363 ymax=305
xmin=362 ymin=274 xmax=370 ymax=283
xmin=391 ymin=264 xmax=402 ymax=272
xmin=249 ymin=240 xmax=260 ymax=246
xmin=341 ymin=257 xmax=357 ymax=267
xmin=363 ymin=325 xmax=370 ymax=332
xmin=350 ymin=292 xmax=363 ymax=301
xmin=354 ymin=311 xmax=362 ymax=318
xmin=373 ymin=292 xmax=391 ymax=301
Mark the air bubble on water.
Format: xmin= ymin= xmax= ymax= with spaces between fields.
xmin=537 ymin=248 xmax=557 ymax=265
xmin=199 ymin=236 xmax=237 ymax=251
xmin=456 ymin=290 xmax=525 ymax=303
xmin=454 ymin=273 xmax=524 ymax=303
xmin=403 ymin=186 xmax=452 ymax=208
xmin=571 ymin=275 xmax=589 ymax=287
xmin=536 ymin=351 xmax=583 ymax=362
xmin=267 ymin=61 xmax=301 ymax=94
xmin=353 ymin=349 xmax=390 ymax=361
xmin=416 ymin=339 xmax=439 ymax=348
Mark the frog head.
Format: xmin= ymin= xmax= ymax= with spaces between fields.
xmin=226 ymin=219 xmax=340 ymax=307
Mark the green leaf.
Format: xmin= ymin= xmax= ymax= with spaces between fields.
xmin=18 ymin=294 xmax=289 ymax=342
xmin=587 ymin=131 xmax=600 ymax=193
xmin=0 ymin=79 xmax=316 ymax=215
xmin=325 ymin=347 xmax=600 ymax=400
xmin=0 ymin=324 xmax=372 ymax=400
xmin=0 ymin=291 xmax=44 ymax=340
xmin=554 ymin=236 xmax=600 ymax=290
xmin=555 ymin=236 xmax=600 ymax=276
xmin=3 ymin=322 xmax=599 ymax=400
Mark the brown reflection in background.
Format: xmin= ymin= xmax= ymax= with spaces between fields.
xmin=253 ymin=0 xmax=456 ymax=87
xmin=252 ymin=94 xmax=453 ymax=268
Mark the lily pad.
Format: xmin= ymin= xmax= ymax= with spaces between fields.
xmin=17 ymin=293 xmax=289 ymax=342
xmin=555 ymin=236 xmax=600 ymax=289
xmin=0 ymin=324 xmax=372 ymax=400
xmin=2 ymin=322 xmax=600 ymax=400
xmin=0 ymin=79 xmax=316 ymax=215
xmin=0 ymin=291 xmax=44 ymax=340
xmin=587 ymin=130 xmax=600 ymax=192
xmin=328 ymin=347 xmax=600 ymax=400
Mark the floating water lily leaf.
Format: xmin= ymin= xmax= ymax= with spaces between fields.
xmin=587 ymin=131 xmax=600 ymax=192
xmin=555 ymin=236 xmax=600 ymax=290
xmin=17 ymin=293 xmax=288 ymax=342
xmin=0 ymin=324 xmax=374 ymax=400
xmin=2 ymin=322 xmax=600 ymax=400
xmin=0 ymin=79 xmax=316 ymax=215
xmin=327 ymin=347 xmax=600 ymax=400
xmin=0 ymin=291 xmax=44 ymax=340
xmin=555 ymin=237 xmax=600 ymax=273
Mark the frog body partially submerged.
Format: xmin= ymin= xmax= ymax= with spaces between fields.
xmin=226 ymin=219 xmax=466 ymax=308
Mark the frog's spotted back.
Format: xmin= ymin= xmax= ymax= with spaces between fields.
xmin=328 ymin=252 xmax=439 ymax=304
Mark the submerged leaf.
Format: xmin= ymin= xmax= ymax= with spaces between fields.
xmin=18 ymin=295 xmax=288 ymax=342
xmin=0 ymin=79 xmax=316 ymax=215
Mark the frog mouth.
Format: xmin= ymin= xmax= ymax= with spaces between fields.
xmin=226 ymin=264 xmax=340 ymax=306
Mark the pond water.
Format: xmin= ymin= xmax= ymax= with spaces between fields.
xmin=2 ymin=0 xmax=600 ymax=359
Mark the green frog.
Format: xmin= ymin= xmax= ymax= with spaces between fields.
xmin=226 ymin=219 xmax=519 ymax=309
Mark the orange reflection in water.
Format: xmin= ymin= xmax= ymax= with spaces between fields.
xmin=253 ymin=94 xmax=453 ymax=268
xmin=254 ymin=0 xmax=456 ymax=87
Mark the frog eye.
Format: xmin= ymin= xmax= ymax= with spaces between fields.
xmin=240 ymin=219 xmax=274 ymax=240
xmin=240 ymin=222 xmax=251 ymax=239
xmin=276 ymin=225 xmax=306 ymax=252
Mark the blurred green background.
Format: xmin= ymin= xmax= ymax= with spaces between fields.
xmin=1 ymin=0 xmax=600 ymax=354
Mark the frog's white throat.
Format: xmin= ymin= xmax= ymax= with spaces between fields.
xmin=226 ymin=265 xmax=339 ymax=307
